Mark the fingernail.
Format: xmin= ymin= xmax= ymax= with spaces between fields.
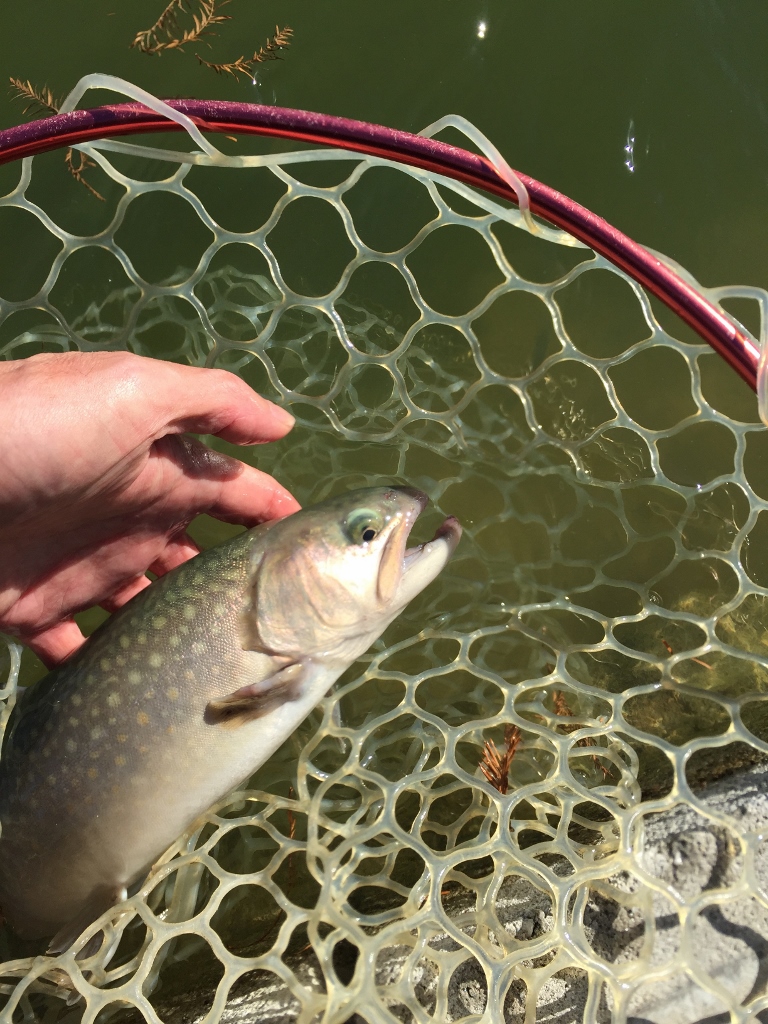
xmin=273 ymin=405 xmax=295 ymax=431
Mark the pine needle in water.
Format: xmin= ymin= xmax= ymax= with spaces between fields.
xmin=132 ymin=0 xmax=231 ymax=55
xmin=8 ymin=78 xmax=104 ymax=201
xmin=64 ymin=150 xmax=105 ymax=202
xmin=132 ymin=0 xmax=188 ymax=52
xmin=197 ymin=25 xmax=294 ymax=80
xmin=8 ymin=78 xmax=61 ymax=118
xmin=479 ymin=724 xmax=521 ymax=795
xmin=553 ymin=690 xmax=614 ymax=780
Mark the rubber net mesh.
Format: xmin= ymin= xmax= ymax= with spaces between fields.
xmin=2 ymin=79 xmax=768 ymax=1024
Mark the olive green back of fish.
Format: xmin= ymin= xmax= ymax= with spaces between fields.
xmin=0 ymin=526 xmax=263 ymax=939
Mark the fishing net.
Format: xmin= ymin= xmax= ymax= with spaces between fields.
xmin=1 ymin=77 xmax=768 ymax=1023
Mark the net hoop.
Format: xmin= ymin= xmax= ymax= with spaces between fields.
xmin=0 ymin=98 xmax=758 ymax=390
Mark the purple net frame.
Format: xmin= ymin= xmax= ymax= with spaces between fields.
xmin=0 ymin=99 xmax=758 ymax=390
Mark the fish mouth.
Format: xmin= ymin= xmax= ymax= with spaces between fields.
xmin=395 ymin=503 xmax=462 ymax=606
xmin=404 ymin=514 xmax=462 ymax=565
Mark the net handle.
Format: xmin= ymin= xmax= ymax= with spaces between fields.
xmin=0 ymin=99 xmax=757 ymax=390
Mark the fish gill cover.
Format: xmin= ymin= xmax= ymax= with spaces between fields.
xmin=1 ymin=76 xmax=768 ymax=1023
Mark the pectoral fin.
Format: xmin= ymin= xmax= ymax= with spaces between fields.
xmin=205 ymin=662 xmax=306 ymax=727
xmin=47 ymin=883 xmax=127 ymax=955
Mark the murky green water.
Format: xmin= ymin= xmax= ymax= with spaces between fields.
xmin=1 ymin=0 xmax=767 ymax=289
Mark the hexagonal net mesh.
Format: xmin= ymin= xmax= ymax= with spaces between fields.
xmin=2 ymin=78 xmax=768 ymax=1023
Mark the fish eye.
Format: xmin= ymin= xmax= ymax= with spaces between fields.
xmin=346 ymin=509 xmax=383 ymax=545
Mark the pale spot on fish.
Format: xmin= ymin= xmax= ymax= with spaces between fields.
xmin=68 ymin=717 xmax=79 ymax=727
xmin=100 ymin=659 xmax=111 ymax=671
xmin=42 ymin=747 xmax=51 ymax=758
xmin=148 ymin=653 xmax=163 ymax=669
xmin=167 ymin=687 xmax=179 ymax=700
xmin=213 ymin=604 xmax=226 ymax=617
xmin=166 ymin=725 xmax=175 ymax=735
xmin=90 ymin=707 xmax=100 ymax=718
xmin=137 ymin=632 xmax=147 ymax=645
xmin=117 ymin=734 xmax=127 ymax=743
xmin=107 ymin=692 xmax=121 ymax=708
xmin=144 ymin=688 xmax=156 ymax=700
xmin=153 ymin=616 xmax=167 ymax=629
xmin=185 ymin=670 xmax=195 ymax=682
xmin=183 ymin=605 xmax=196 ymax=620
xmin=71 ymin=694 xmax=82 ymax=707
xmin=138 ymin=744 xmax=149 ymax=754
xmin=137 ymin=711 xmax=149 ymax=726
xmin=91 ymin=727 xmax=104 ymax=741
xmin=120 ymin=635 xmax=130 ymax=650
xmin=47 ymin=774 xmax=56 ymax=785
xmin=128 ymin=671 xmax=142 ymax=685
xmin=66 ymin=739 xmax=77 ymax=753
xmin=114 ymin=756 xmax=126 ymax=767
xmin=169 ymin=635 xmax=181 ymax=648
xmin=87 ymin=767 xmax=98 ymax=779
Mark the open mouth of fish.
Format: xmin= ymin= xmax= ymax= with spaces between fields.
xmin=395 ymin=488 xmax=462 ymax=602
xmin=404 ymin=513 xmax=462 ymax=563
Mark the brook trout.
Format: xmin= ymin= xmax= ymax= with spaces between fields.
xmin=0 ymin=486 xmax=460 ymax=950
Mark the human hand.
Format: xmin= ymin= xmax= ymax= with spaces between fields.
xmin=0 ymin=351 xmax=299 ymax=666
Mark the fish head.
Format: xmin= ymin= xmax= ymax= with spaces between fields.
xmin=245 ymin=486 xmax=461 ymax=662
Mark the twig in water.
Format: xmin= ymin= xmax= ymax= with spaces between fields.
xmin=661 ymin=637 xmax=712 ymax=671
xmin=8 ymin=77 xmax=61 ymax=118
xmin=132 ymin=0 xmax=187 ymax=52
xmin=197 ymin=25 xmax=293 ymax=81
xmin=132 ymin=0 xmax=231 ymax=54
xmin=553 ymin=689 xmax=574 ymax=722
xmin=479 ymin=724 xmax=521 ymax=794
xmin=64 ymin=149 xmax=105 ymax=201
xmin=554 ymin=690 xmax=614 ymax=780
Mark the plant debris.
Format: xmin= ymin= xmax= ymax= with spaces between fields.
xmin=479 ymin=724 xmax=521 ymax=794
xmin=661 ymin=637 xmax=713 ymax=670
xmin=8 ymin=79 xmax=104 ymax=200
xmin=64 ymin=149 xmax=105 ymax=201
xmin=553 ymin=690 xmax=615 ymax=780
xmin=8 ymin=78 xmax=61 ymax=118
xmin=197 ymin=25 xmax=293 ymax=80
xmin=132 ymin=0 xmax=293 ymax=82
xmin=132 ymin=0 xmax=231 ymax=55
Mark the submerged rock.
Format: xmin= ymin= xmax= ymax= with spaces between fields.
xmin=137 ymin=762 xmax=768 ymax=1024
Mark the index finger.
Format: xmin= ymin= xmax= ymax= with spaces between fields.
xmin=145 ymin=361 xmax=296 ymax=444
